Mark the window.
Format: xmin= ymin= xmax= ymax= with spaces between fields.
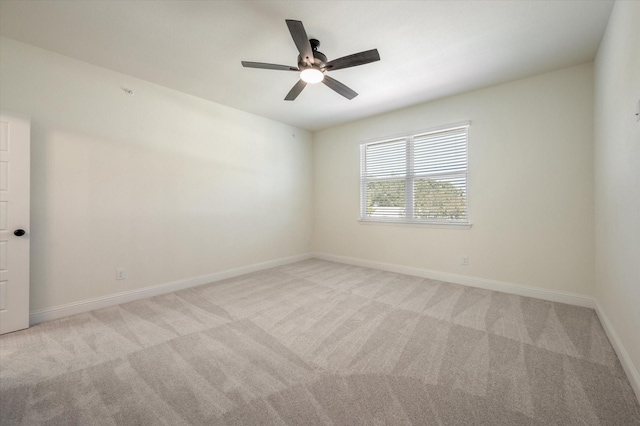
xmin=360 ymin=123 xmax=469 ymax=225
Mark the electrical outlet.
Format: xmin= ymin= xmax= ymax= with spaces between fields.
xmin=461 ymin=256 xmax=469 ymax=266
xmin=116 ymin=268 xmax=126 ymax=280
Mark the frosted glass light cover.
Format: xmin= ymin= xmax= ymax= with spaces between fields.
xmin=300 ymin=68 xmax=324 ymax=84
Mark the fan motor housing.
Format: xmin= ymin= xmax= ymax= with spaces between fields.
xmin=298 ymin=39 xmax=327 ymax=69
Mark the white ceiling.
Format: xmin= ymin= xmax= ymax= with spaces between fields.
xmin=0 ymin=0 xmax=614 ymax=131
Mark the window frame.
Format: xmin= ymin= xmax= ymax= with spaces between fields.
xmin=359 ymin=121 xmax=471 ymax=228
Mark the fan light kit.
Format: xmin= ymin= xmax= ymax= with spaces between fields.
xmin=300 ymin=68 xmax=324 ymax=84
xmin=242 ymin=19 xmax=380 ymax=100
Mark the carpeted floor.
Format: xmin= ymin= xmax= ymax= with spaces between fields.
xmin=1 ymin=259 xmax=639 ymax=425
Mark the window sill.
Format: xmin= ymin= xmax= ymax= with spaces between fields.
xmin=358 ymin=219 xmax=472 ymax=229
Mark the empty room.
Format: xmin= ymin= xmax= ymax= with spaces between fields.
xmin=1 ymin=0 xmax=639 ymax=424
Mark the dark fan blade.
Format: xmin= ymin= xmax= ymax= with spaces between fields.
xmin=286 ymin=20 xmax=314 ymax=65
xmin=325 ymin=49 xmax=380 ymax=71
xmin=241 ymin=61 xmax=298 ymax=71
xmin=322 ymin=75 xmax=357 ymax=100
xmin=285 ymin=79 xmax=307 ymax=101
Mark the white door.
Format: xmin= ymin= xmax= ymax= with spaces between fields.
xmin=0 ymin=110 xmax=30 ymax=335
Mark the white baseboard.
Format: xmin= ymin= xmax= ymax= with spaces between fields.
xmin=29 ymin=253 xmax=313 ymax=325
xmin=31 ymin=251 xmax=594 ymax=322
xmin=312 ymin=252 xmax=595 ymax=308
xmin=595 ymin=301 xmax=640 ymax=404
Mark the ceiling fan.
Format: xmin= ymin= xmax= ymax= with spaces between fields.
xmin=241 ymin=19 xmax=380 ymax=101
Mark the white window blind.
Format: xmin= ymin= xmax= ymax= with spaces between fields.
xmin=360 ymin=123 xmax=469 ymax=224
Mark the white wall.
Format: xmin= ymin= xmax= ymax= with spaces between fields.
xmin=313 ymin=63 xmax=594 ymax=296
xmin=0 ymin=37 xmax=313 ymax=312
xmin=594 ymin=0 xmax=640 ymax=394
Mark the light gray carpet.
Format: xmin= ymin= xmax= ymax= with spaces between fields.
xmin=1 ymin=259 xmax=639 ymax=425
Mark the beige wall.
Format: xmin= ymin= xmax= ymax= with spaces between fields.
xmin=0 ymin=37 xmax=313 ymax=312
xmin=594 ymin=0 xmax=640 ymax=391
xmin=313 ymin=63 xmax=594 ymax=296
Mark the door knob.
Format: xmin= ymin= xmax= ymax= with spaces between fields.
xmin=14 ymin=229 xmax=26 ymax=237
